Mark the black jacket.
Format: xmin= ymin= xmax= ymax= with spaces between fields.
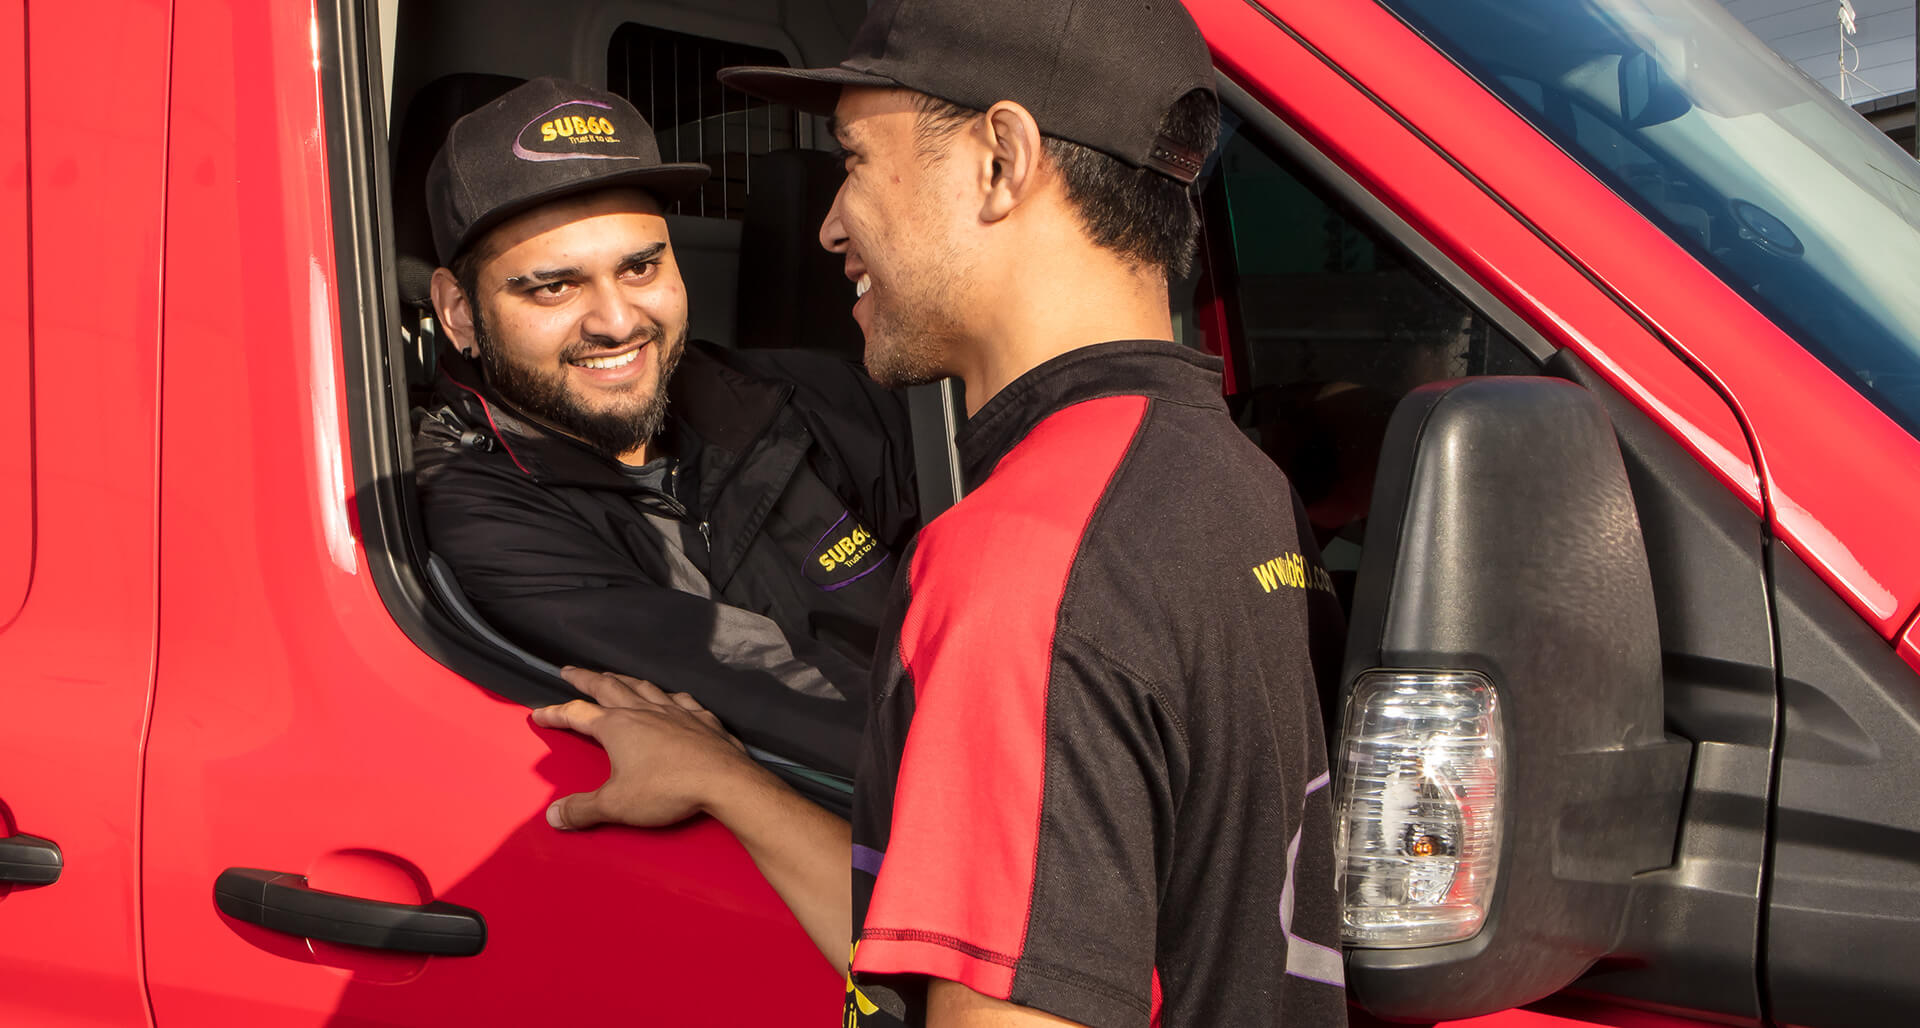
xmin=413 ymin=341 xmax=916 ymax=778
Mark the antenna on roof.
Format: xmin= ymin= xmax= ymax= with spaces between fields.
xmin=1834 ymin=0 xmax=1882 ymax=100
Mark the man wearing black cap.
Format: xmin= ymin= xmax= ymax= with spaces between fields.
xmin=539 ymin=2 xmax=1348 ymax=1024
xmin=413 ymin=78 xmax=917 ymax=799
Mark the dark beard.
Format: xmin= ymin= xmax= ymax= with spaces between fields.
xmin=474 ymin=307 xmax=686 ymax=460
xmin=860 ymin=240 xmax=965 ymax=389
xmin=863 ymin=319 xmax=953 ymax=389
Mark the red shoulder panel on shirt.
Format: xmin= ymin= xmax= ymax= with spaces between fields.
xmin=857 ymin=395 xmax=1150 ymax=998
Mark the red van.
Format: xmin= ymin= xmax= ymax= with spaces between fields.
xmin=3 ymin=0 xmax=1916 ymax=1024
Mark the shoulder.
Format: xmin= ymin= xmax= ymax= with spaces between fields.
xmin=702 ymin=342 xmax=903 ymax=420
xmin=908 ymin=395 xmax=1151 ymax=621
xmin=411 ymin=406 xmax=569 ymax=525
xmin=412 ymin=403 xmax=486 ymax=486
xmin=690 ymin=340 xmax=868 ymax=398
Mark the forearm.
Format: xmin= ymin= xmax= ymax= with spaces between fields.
xmin=705 ymin=761 xmax=852 ymax=973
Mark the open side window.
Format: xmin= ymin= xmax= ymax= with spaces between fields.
xmin=335 ymin=0 xmax=910 ymax=812
xmin=1180 ymin=80 xmax=1545 ymax=614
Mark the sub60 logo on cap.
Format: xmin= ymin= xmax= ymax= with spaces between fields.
xmin=541 ymin=114 xmax=619 ymax=142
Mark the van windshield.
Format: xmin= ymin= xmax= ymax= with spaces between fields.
xmin=1377 ymin=0 xmax=1920 ymax=440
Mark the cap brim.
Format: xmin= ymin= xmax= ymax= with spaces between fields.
xmin=448 ymin=162 xmax=711 ymax=264
xmin=717 ymin=65 xmax=902 ymax=118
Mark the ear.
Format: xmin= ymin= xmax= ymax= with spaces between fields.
xmin=431 ymin=266 xmax=480 ymax=357
xmin=978 ymin=101 xmax=1044 ymax=224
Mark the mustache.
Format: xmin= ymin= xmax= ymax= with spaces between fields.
xmin=559 ymin=324 xmax=666 ymax=363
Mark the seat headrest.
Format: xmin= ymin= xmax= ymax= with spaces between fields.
xmin=733 ymin=150 xmax=865 ymax=361
xmin=391 ymin=73 xmax=526 ymax=307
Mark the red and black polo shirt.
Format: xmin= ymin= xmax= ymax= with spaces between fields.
xmin=847 ymin=341 xmax=1348 ymax=1027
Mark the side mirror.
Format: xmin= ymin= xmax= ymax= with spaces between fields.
xmin=1336 ymin=377 xmax=1691 ymax=1020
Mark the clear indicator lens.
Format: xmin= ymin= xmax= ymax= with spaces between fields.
xmin=1334 ymin=670 xmax=1502 ymax=948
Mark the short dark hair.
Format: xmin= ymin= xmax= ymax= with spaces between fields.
xmin=450 ymin=244 xmax=487 ymax=317
xmin=911 ymin=89 xmax=1219 ymax=280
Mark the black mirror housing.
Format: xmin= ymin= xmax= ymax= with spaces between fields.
xmin=1339 ymin=377 xmax=1691 ymax=1021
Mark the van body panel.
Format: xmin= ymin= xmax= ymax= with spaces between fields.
xmin=136 ymin=0 xmax=835 ymax=1023
xmin=0 ymin=0 xmax=31 ymax=630
xmin=0 ymin=1 xmax=172 ymax=1024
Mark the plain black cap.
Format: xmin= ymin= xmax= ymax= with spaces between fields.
xmin=717 ymin=0 xmax=1216 ymax=183
xmin=426 ymin=77 xmax=711 ymax=265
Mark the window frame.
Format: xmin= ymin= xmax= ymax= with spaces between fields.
xmin=1206 ymin=75 xmax=1557 ymax=386
xmin=323 ymin=0 xmax=586 ymax=709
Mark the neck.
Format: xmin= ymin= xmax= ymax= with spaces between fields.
xmin=953 ymin=231 xmax=1173 ymax=416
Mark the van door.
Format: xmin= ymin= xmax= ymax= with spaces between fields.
xmin=1186 ymin=1 xmax=1782 ymax=1022
xmin=0 ymin=3 xmax=171 ymax=1024
xmin=137 ymin=2 xmax=837 ymax=1023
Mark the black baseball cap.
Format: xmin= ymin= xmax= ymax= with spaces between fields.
xmin=717 ymin=0 xmax=1216 ymax=184
xmin=426 ymin=77 xmax=710 ymax=264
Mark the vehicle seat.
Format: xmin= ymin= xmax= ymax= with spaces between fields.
xmin=389 ymin=72 xmax=526 ymax=396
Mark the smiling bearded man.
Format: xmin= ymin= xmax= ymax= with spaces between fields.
xmin=411 ymin=78 xmax=918 ymax=796
xmin=462 ymin=245 xmax=686 ymax=460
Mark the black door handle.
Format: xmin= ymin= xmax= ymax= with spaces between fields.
xmin=214 ymin=867 xmax=485 ymax=956
xmin=0 ymin=834 xmax=61 ymax=885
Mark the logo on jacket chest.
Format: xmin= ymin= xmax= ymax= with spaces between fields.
xmin=806 ymin=513 xmax=888 ymax=591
